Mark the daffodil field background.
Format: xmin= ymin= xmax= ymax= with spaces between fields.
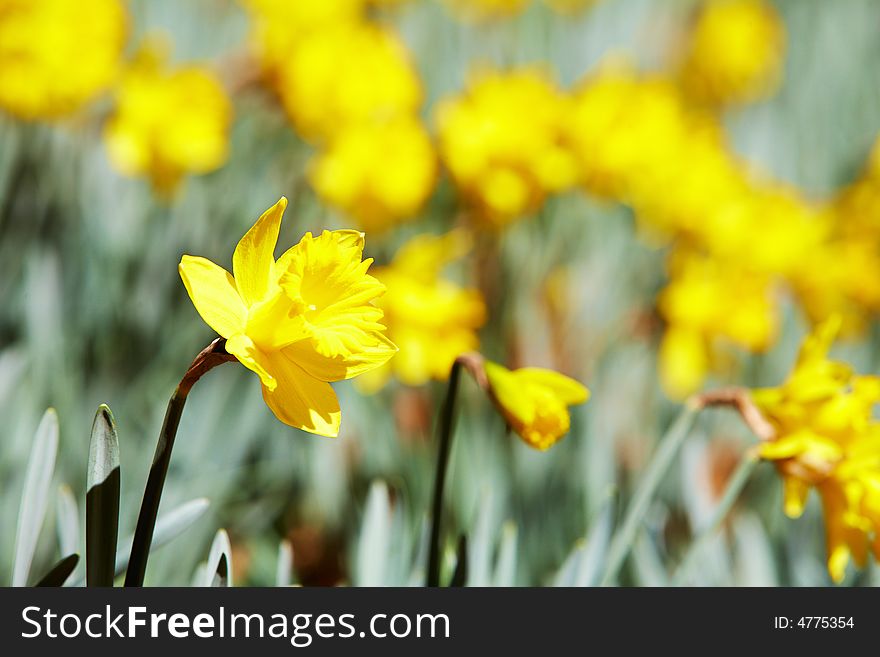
xmin=3 ymin=0 xmax=880 ymax=587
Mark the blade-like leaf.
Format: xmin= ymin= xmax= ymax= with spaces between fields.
xmin=56 ymin=485 xmax=80 ymax=558
xmin=355 ymin=481 xmax=391 ymax=586
xmin=276 ymin=540 xmax=294 ymax=587
xmin=449 ymin=535 xmax=468 ymax=587
xmin=113 ymin=498 xmax=210 ymax=579
xmin=86 ymin=405 xmax=120 ymax=587
xmin=204 ymin=529 xmax=233 ymax=587
xmin=492 ymin=522 xmax=518 ymax=586
xmin=34 ymin=554 xmax=80 ymax=587
xmin=13 ymin=409 xmax=59 ymax=587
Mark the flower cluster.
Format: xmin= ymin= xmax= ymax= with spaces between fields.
xmin=0 ymin=0 xmax=127 ymax=120
xmin=752 ymin=317 xmax=880 ymax=582
xmin=244 ymin=0 xmax=435 ymax=231
xmin=104 ymin=42 xmax=232 ymax=194
xmin=436 ymin=68 xmax=577 ymax=226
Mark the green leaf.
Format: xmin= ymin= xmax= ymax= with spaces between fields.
xmin=56 ymin=485 xmax=80 ymax=558
xmin=449 ymin=535 xmax=468 ymax=587
xmin=355 ymin=481 xmax=391 ymax=586
xmin=13 ymin=409 xmax=59 ymax=587
xmin=86 ymin=405 xmax=120 ymax=587
xmin=34 ymin=554 xmax=79 ymax=588
xmin=276 ymin=539 xmax=294 ymax=587
xmin=492 ymin=522 xmax=518 ymax=586
xmin=204 ymin=529 xmax=233 ymax=587
xmin=113 ymin=498 xmax=210 ymax=579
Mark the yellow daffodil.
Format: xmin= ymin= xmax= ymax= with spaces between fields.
xmin=104 ymin=41 xmax=232 ymax=194
xmin=484 ymin=362 xmax=589 ymax=450
xmin=178 ymin=197 xmax=397 ymax=436
xmin=436 ymin=68 xmax=577 ymax=225
xmin=242 ymin=0 xmax=366 ymax=82
xmin=276 ymin=23 xmax=422 ymax=143
xmin=658 ymin=248 xmax=778 ymax=399
xmin=0 ymin=0 xmax=127 ymax=120
xmin=309 ymin=116 xmax=437 ymax=232
xmin=358 ymin=230 xmax=486 ymax=391
xmin=680 ymin=0 xmax=786 ymax=106
xmin=753 ymin=316 xmax=880 ymax=582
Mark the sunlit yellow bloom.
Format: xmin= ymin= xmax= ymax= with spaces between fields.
xmin=484 ymin=362 xmax=589 ymax=450
xmin=658 ymin=249 xmax=778 ymax=399
xmin=359 ymin=231 xmax=486 ymax=391
xmin=309 ymin=116 xmax=437 ymax=232
xmin=242 ymin=0 xmax=365 ymax=82
xmin=436 ymin=68 xmax=577 ymax=225
xmin=680 ymin=0 xmax=786 ymax=106
xmin=104 ymin=42 xmax=232 ymax=194
xmin=753 ymin=316 xmax=880 ymax=582
xmin=0 ymin=0 xmax=127 ymax=120
xmin=178 ymin=197 xmax=397 ymax=436
xmin=444 ymin=0 xmax=531 ymax=22
xmin=276 ymin=23 xmax=422 ymax=143
xmin=567 ymin=66 xmax=704 ymax=201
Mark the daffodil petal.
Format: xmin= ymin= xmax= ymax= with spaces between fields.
xmin=261 ymin=352 xmax=341 ymax=437
xmin=233 ymin=196 xmax=287 ymax=305
xmin=178 ymin=255 xmax=247 ymax=338
xmin=283 ymin=332 xmax=398 ymax=382
xmin=226 ymin=334 xmax=276 ymax=391
xmin=516 ymin=367 xmax=589 ymax=404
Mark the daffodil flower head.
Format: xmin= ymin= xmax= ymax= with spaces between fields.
xmin=179 ymin=197 xmax=397 ymax=436
xmin=680 ymin=0 xmax=786 ymax=106
xmin=104 ymin=38 xmax=232 ymax=194
xmin=359 ymin=230 xmax=486 ymax=391
xmin=484 ymin=362 xmax=589 ymax=450
xmin=752 ymin=315 xmax=880 ymax=582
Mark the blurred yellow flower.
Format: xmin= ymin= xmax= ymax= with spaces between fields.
xmin=276 ymin=23 xmax=422 ymax=143
xmin=436 ymin=68 xmax=577 ymax=225
xmin=178 ymin=197 xmax=397 ymax=436
xmin=0 ymin=0 xmax=127 ymax=120
xmin=484 ymin=362 xmax=589 ymax=450
xmin=752 ymin=316 xmax=880 ymax=582
xmin=680 ymin=0 xmax=786 ymax=106
xmin=104 ymin=42 xmax=232 ymax=194
xmin=658 ymin=249 xmax=778 ymax=399
xmin=242 ymin=0 xmax=365 ymax=82
xmin=309 ymin=116 xmax=437 ymax=232
xmin=359 ymin=230 xmax=486 ymax=390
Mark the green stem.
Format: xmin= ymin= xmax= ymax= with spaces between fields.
xmin=426 ymin=360 xmax=463 ymax=587
xmin=671 ymin=454 xmax=759 ymax=586
xmin=124 ymin=339 xmax=232 ymax=587
xmin=600 ymin=402 xmax=700 ymax=586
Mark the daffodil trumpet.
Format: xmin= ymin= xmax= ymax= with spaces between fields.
xmin=426 ymin=352 xmax=588 ymax=586
xmin=124 ymin=338 xmax=234 ymax=587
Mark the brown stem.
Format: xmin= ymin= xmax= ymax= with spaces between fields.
xmin=692 ymin=387 xmax=776 ymax=442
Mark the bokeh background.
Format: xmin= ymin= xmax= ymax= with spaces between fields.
xmin=3 ymin=0 xmax=880 ymax=586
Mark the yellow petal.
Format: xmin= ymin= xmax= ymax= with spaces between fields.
xmin=226 ymin=333 xmax=276 ymax=391
xmin=178 ymin=255 xmax=247 ymax=338
xmin=782 ymin=476 xmax=809 ymax=518
xmin=516 ymin=367 xmax=589 ymax=405
xmin=283 ymin=332 xmax=398 ymax=382
xmin=261 ymin=352 xmax=342 ymax=437
xmin=233 ymin=197 xmax=287 ymax=306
